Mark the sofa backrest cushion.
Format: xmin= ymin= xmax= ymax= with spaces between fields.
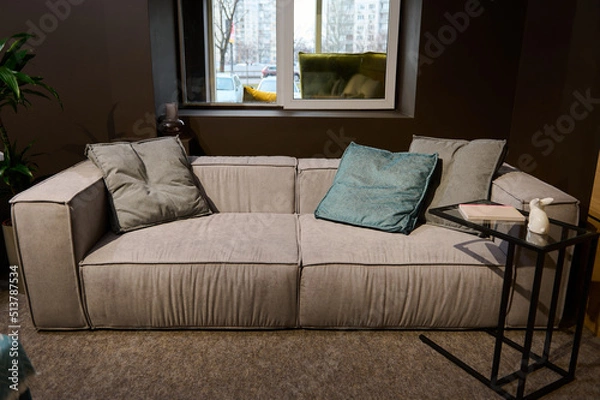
xmin=296 ymin=158 xmax=340 ymax=214
xmin=190 ymin=156 xmax=297 ymax=213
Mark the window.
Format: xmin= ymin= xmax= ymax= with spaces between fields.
xmin=178 ymin=0 xmax=400 ymax=110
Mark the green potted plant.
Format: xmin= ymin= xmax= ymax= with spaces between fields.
xmin=0 ymin=32 xmax=61 ymax=266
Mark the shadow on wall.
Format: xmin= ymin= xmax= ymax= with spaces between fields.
xmin=57 ymin=102 xmax=157 ymax=159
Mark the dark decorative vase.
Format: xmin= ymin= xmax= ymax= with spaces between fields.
xmin=158 ymin=103 xmax=185 ymax=136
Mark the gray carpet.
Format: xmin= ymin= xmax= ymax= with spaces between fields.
xmin=2 ymin=291 xmax=599 ymax=400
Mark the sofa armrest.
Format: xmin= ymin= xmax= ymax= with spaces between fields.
xmin=491 ymin=164 xmax=582 ymax=327
xmin=491 ymin=164 xmax=579 ymax=225
xmin=11 ymin=161 xmax=109 ymax=329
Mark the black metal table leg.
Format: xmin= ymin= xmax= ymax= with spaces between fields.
xmin=540 ymin=227 xmax=569 ymax=360
xmin=516 ymin=251 xmax=547 ymax=398
xmin=491 ymin=242 xmax=516 ymax=386
xmin=567 ymin=236 xmax=598 ymax=377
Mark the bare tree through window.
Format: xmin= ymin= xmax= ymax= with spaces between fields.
xmin=214 ymin=0 xmax=242 ymax=72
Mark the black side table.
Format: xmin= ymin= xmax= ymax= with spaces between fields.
xmin=420 ymin=201 xmax=599 ymax=400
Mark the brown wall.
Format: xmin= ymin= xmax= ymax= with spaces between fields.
xmin=1 ymin=0 xmax=156 ymax=178
xmin=187 ymin=0 xmax=525 ymax=158
xmin=1 ymin=0 xmax=598 ymax=220
xmin=506 ymin=0 xmax=600 ymax=219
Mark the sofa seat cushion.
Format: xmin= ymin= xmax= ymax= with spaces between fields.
xmin=300 ymin=214 xmax=505 ymax=267
xmin=79 ymin=213 xmax=299 ymax=328
xmin=83 ymin=213 xmax=299 ymax=265
xmin=298 ymin=215 xmax=507 ymax=328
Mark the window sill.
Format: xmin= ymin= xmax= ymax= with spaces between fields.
xmin=178 ymin=107 xmax=413 ymax=119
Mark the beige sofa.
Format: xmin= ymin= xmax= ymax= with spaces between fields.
xmin=11 ymin=156 xmax=579 ymax=330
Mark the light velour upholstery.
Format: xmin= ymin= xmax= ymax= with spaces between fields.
xmin=190 ymin=156 xmax=297 ymax=213
xmin=296 ymin=158 xmax=339 ymax=214
xmin=409 ymin=135 xmax=507 ymax=231
xmin=10 ymin=155 xmax=581 ymax=330
xmin=85 ymin=137 xmax=212 ymax=233
xmin=299 ymin=215 xmax=506 ymax=328
xmin=491 ymin=164 xmax=579 ymax=225
xmin=11 ymin=161 xmax=108 ymax=329
xmin=80 ymin=213 xmax=299 ymax=328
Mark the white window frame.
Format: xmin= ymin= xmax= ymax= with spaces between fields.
xmin=280 ymin=1 xmax=400 ymax=110
xmin=178 ymin=0 xmax=401 ymax=111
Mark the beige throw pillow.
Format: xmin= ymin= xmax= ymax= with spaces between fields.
xmin=85 ymin=136 xmax=212 ymax=233
xmin=409 ymin=135 xmax=507 ymax=231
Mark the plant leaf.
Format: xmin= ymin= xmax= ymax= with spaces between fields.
xmin=0 ymin=33 xmax=33 ymax=66
xmin=0 ymin=66 xmax=20 ymax=100
xmin=0 ymin=38 xmax=8 ymax=54
xmin=0 ymin=32 xmax=60 ymax=194
xmin=10 ymin=50 xmax=35 ymax=72
xmin=37 ymin=81 xmax=62 ymax=108
xmin=19 ymin=141 xmax=35 ymax=156
xmin=21 ymin=89 xmax=51 ymax=101
xmin=11 ymin=164 xmax=34 ymax=178
xmin=14 ymin=71 xmax=37 ymax=85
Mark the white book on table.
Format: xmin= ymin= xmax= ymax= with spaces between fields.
xmin=458 ymin=204 xmax=526 ymax=222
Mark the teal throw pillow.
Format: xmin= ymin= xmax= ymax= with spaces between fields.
xmin=314 ymin=142 xmax=438 ymax=234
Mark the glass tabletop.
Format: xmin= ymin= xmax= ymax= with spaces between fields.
xmin=429 ymin=201 xmax=598 ymax=252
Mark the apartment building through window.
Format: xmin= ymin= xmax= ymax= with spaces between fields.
xmin=178 ymin=0 xmax=400 ymax=110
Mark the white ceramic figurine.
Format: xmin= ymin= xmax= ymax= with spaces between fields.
xmin=527 ymin=197 xmax=554 ymax=234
